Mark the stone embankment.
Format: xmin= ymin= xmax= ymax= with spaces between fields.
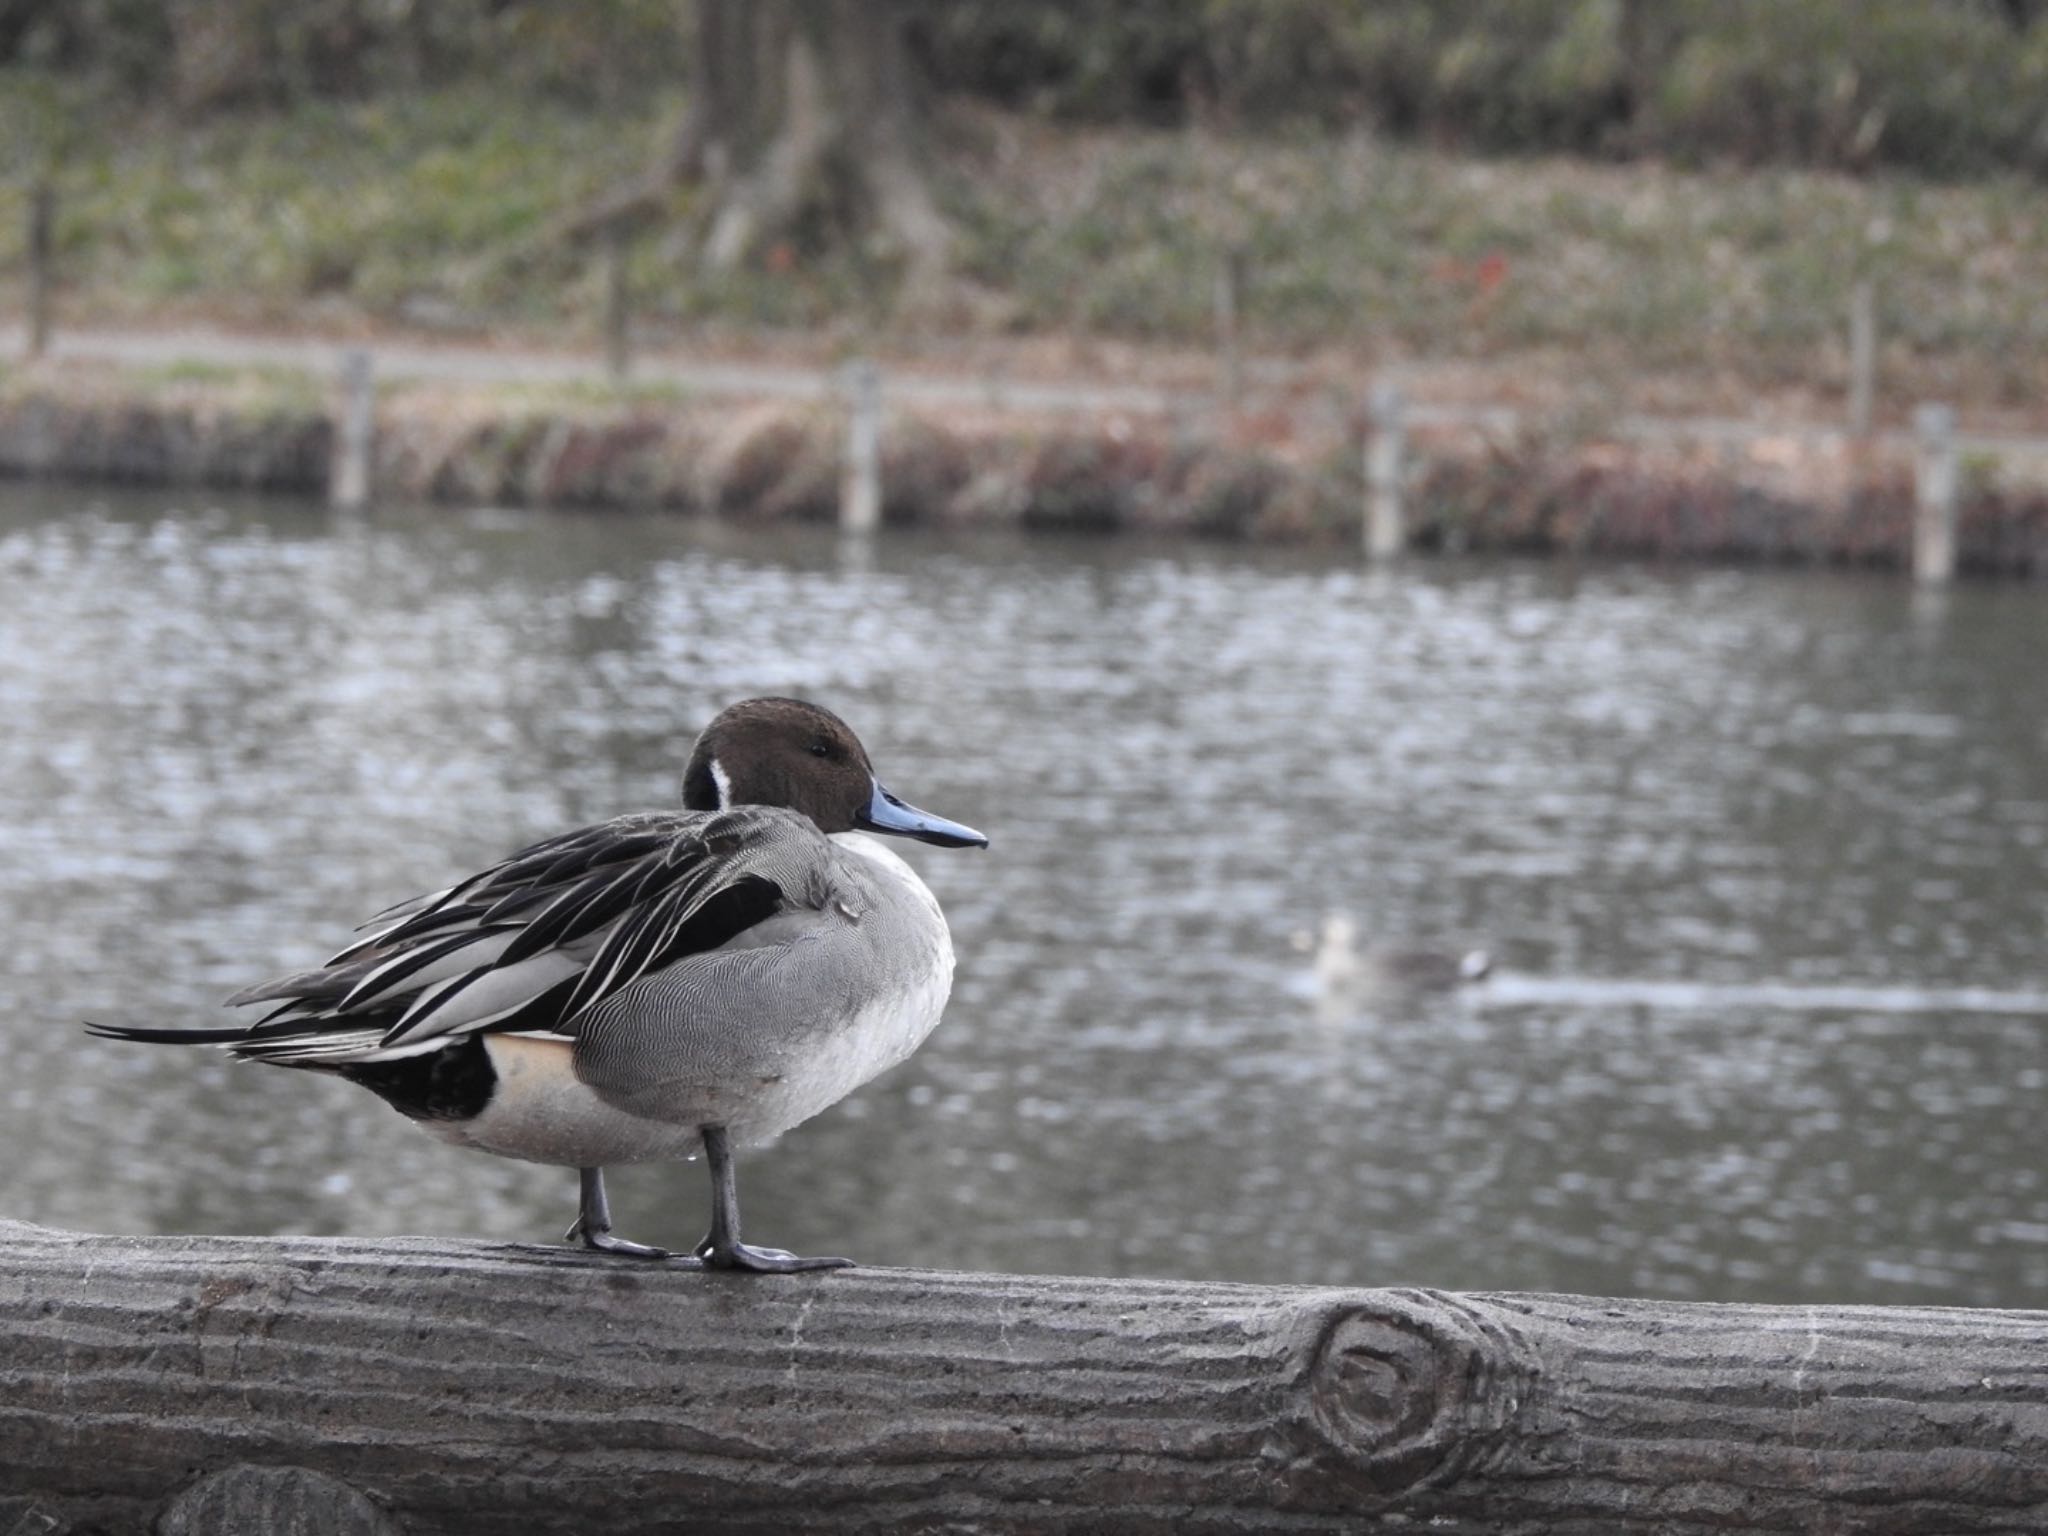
xmin=1 ymin=368 xmax=2042 ymax=575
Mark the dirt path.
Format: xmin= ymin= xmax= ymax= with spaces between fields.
xmin=9 ymin=319 xmax=2046 ymax=473
xmin=2 ymin=321 xmax=1178 ymax=417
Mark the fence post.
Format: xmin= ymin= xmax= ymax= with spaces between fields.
xmin=331 ymin=350 xmax=375 ymax=511
xmin=982 ymin=361 xmax=1009 ymax=413
xmin=840 ymin=359 xmax=882 ymax=534
xmin=27 ymin=181 xmax=54 ymax=359
xmin=1848 ymin=279 xmax=1876 ymax=437
xmin=1912 ymin=402 xmax=1957 ymax=585
xmin=1214 ymin=245 xmax=1245 ymax=412
xmin=603 ymin=222 xmax=630 ymax=381
xmin=1364 ymin=383 xmax=1407 ymax=560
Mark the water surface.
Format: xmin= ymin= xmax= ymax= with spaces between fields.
xmin=2 ymin=485 xmax=2044 ymax=1306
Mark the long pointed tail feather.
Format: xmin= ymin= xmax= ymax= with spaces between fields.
xmin=83 ymin=1021 xmax=256 ymax=1046
xmin=84 ymin=1017 xmax=444 ymax=1066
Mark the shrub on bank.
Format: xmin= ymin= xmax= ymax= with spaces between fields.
xmin=11 ymin=3 xmax=2048 ymax=180
xmin=915 ymin=0 xmax=2048 ymax=178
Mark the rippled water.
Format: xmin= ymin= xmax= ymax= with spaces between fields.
xmin=3 ymin=485 xmax=2044 ymax=1306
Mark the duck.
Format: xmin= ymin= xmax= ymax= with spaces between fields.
xmin=1307 ymin=913 xmax=1492 ymax=997
xmin=87 ymin=697 xmax=987 ymax=1273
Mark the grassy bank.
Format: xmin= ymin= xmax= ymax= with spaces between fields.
xmin=3 ymin=87 xmax=2047 ymax=421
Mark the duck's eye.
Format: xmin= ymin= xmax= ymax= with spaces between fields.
xmin=808 ymin=741 xmax=833 ymax=759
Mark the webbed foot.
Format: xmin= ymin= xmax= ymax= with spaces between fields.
xmin=684 ymin=1127 xmax=855 ymax=1274
xmin=694 ymin=1237 xmax=855 ymax=1274
xmin=568 ymin=1166 xmax=695 ymax=1262
xmin=565 ymin=1212 xmax=676 ymax=1261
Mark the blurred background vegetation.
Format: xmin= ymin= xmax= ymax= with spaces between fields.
xmin=2 ymin=0 xmax=2046 ymax=401
xmin=12 ymin=0 xmax=2048 ymax=170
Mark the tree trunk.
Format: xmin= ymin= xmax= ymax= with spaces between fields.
xmin=544 ymin=0 xmax=942 ymax=296
xmin=1615 ymin=0 xmax=1660 ymax=156
xmin=686 ymin=0 xmax=949 ymax=288
xmin=5 ymin=1221 xmax=2048 ymax=1534
xmin=165 ymin=0 xmax=273 ymax=113
xmin=559 ymin=1 xmax=951 ymax=290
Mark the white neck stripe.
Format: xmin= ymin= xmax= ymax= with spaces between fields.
xmin=708 ymin=758 xmax=734 ymax=810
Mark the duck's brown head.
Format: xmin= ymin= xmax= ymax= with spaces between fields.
xmin=682 ymin=697 xmax=987 ymax=848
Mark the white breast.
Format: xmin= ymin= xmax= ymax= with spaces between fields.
xmin=831 ymin=831 xmax=948 ymax=925
xmin=721 ymin=832 xmax=956 ymax=1147
xmin=722 ymin=958 xmax=954 ymax=1149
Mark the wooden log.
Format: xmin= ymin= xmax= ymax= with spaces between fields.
xmin=157 ymin=1466 xmax=403 ymax=1536
xmin=3 ymin=1220 xmax=2046 ymax=1535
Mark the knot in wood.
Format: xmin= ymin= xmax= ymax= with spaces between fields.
xmin=159 ymin=1465 xmax=401 ymax=1536
xmin=1301 ymin=1289 xmax=1536 ymax=1499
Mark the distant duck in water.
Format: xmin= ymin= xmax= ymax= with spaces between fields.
xmin=1305 ymin=913 xmax=1493 ymax=997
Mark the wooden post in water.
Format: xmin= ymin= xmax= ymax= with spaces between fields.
xmin=981 ymin=360 xmax=1010 ymax=413
xmin=603 ymin=221 xmax=630 ymax=381
xmin=839 ymin=359 xmax=882 ymax=534
xmin=1214 ymin=245 xmax=1245 ymax=412
xmin=1912 ymin=402 xmax=1958 ymax=584
xmin=1364 ymin=382 xmax=1407 ymax=560
xmin=331 ymin=350 xmax=375 ymax=511
xmin=26 ymin=180 xmax=54 ymax=359
xmin=1848 ymin=279 xmax=1876 ymax=437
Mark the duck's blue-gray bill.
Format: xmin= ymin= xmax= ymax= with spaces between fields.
xmin=858 ymin=782 xmax=988 ymax=848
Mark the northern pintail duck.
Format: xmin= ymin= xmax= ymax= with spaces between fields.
xmin=1308 ymin=914 xmax=1492 ymax=995
xmin=89 ymin=697 xmax=986 ymax=1272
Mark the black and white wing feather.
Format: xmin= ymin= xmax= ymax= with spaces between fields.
xmin=86 ymin=808 xmax=816 ymax=1065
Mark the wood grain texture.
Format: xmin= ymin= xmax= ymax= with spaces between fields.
xmin=2 ymin=1220 xmax=2046 ymax=1534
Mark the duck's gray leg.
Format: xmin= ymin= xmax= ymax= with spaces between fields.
xmin=692 ymin=1126 xmax=853 ymax=1273
xmin=566 ymin=1166 xmax=680 ymax=1261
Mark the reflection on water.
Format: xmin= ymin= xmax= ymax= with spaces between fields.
xmin=1471 ymin=975 xmax=2048 ymax=1015
xmin=1 ymin=485 xmax=2044 ymax=1306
